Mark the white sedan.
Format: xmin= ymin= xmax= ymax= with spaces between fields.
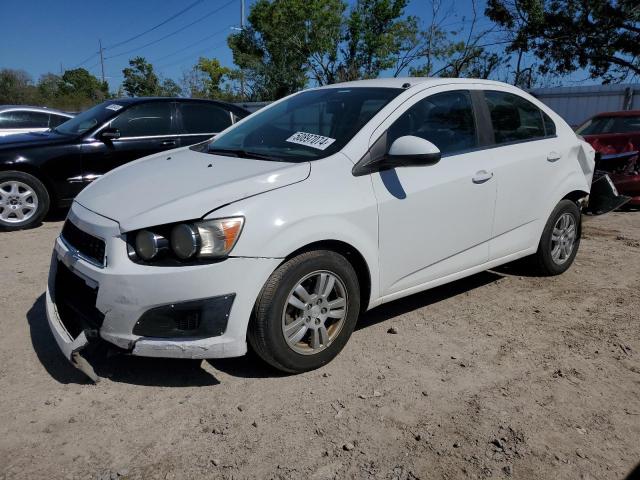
xmin=45 ymin=78 xmax=595 ymax=379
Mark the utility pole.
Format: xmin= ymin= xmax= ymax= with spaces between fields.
xmin=240 ymin=0 xmax=245 ymax=101
xmin=98 ymin=39 xmax=106 ymax=84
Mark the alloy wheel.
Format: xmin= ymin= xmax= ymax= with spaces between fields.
xmin=550 ymin=212 xmax=577 ymax=265
xmin=0 ymin=181 xmax=39 ymax=224
xmin=281 ymin=270 xmax=348 ymax=355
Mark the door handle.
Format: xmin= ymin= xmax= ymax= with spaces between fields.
xmin=160 ymin=140 xmax=177 ymax=146
xmin=472 ymin=170 xmax=494 ymax=184
xmin=547 ymin=151 xmax=562 ymax=162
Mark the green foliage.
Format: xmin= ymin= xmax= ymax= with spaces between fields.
xmin=227 ymin=0 xmax=502 ymax=100
xmin=0 ymin=69 xmax=33 ymax=105
xmin=0 ymin=68 xmax=109 ymax=111
xmin=58 ymin=68 xmax=108 ymax=99
xmin=158 ymin=78 xmax=182 ymax=97
xmin=228 ymin=0 xmax=343 ymax=100
xmin=485 ymin=0 xmax=640 ymax=83
xmin=181 ymin=57 xmax=240 ymax=101
xmin=122 ymin=57 xmax=161 ymax=97
xmin=340 ymin=0 xmax=413 ymax=81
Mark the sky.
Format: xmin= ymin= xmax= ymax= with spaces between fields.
xmin=0 ymin=0 xmax=526 ymax=91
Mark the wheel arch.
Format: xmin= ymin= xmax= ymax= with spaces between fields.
xmin=0 ymin=164 xmax=57 ymax=205
xmin=280 ymin=239 xmax=373 ymax=314
xmin=562 ymin=189 xmax=590 ymax=205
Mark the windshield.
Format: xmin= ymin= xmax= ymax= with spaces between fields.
xmin=54 ymin=101 xmax=125 ymax=136
xmin=576 ymin=115 xmax=640 ymax=135
xmin=206 ymin=87 xmax=403 ymax=161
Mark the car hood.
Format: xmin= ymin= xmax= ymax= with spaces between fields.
xmin=0 ymin=130 xmax=71 ymax=149
xmin=75 ymin=147 xmax=311 ymax=232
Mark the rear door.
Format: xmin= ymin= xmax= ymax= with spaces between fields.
xmin=480 ymin=90 xmax=565 ymax=259
xmin=176 ymin=102 xmax=234 ymax=146
xmin=80 ymin=101 xmax=178 ymax=181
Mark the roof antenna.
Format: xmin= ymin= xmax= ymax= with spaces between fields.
xmin=402 ymin=82 xmax=411 ymax=89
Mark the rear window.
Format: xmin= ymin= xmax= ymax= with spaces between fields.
xmin=0 ymin=110 xmax=50 ymax=129
xmin=180 ymin=103 xmax=232 ymax=134
xmin=484 ymin=91 xmax=548 ymax=144
xmin=576 ymin=115 xmax=640 ymax=135
xmin=49 ymin=113 xmax=70 ymax=128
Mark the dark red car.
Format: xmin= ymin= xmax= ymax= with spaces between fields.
xmin=576 ymin=110 xmax=640 ymax=207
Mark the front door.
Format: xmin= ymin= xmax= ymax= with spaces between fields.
xmin=80 ymin=102 xmax=178 ymax=182
xmin=371 ymin=88 xmax=498 ymax=298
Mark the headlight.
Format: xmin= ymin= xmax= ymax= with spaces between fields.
xmin=135 ymin=230 xmax=168 ymax=260
xmin=128 ymin=217 xmax=244 ymax=264
xmin=170 ymin=224 xmax=199 ymax=259
xmin=196 ymin=217 xmax=244 ymax=257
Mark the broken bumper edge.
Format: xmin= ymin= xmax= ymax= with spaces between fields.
xmin=45 ymin=287 xmax=100 ymax=382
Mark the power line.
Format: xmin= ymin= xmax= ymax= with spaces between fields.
xmin=152 ymin=26 xmax=232 ymax=63
xmin=104 ymin=0 xmax=205 ymax=50
xmin=105 ymin=0 xmax=236 ymax=61
xmin=157 ymin=41 xmax=228 ymax=70
xmin=73 ymin=51 xmax=99 ymax=69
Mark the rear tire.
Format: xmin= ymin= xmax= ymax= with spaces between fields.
xmin=532 ymin=199 xmax=581 ymax=275
xmin=0 ymin=171 xmax=50 ymax=231
xmin=248 ymin=250 xmax=360 ymax=373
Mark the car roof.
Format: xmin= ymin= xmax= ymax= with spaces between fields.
xmin=0 ymin=105 xmax=74 ymax=115
xmin=314 ymin=77 xmax=513 ymax=90
xmin=105 ymin=97 xmax=250 ymax=117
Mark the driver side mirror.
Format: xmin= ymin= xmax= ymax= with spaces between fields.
xmin=387 ymin=136 xmax=441 ymax=166
xmin=99 ymin=127 xmax=120 ymax=141
xmin=352 ymin=135 xmax=441 ymax=176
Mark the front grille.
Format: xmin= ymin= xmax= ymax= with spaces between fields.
xmin=54 ymin=261 xmax=104 ymax=338
xmin=61 ymin=220 xmax=106 ymax=266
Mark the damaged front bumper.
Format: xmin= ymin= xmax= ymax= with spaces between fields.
xmin=45 ymin=202 xmax=281 ymax=381
xmin=45 ymin=284 xmax=100 ymax=382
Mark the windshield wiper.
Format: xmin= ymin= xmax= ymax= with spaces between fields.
xmin=207 ymin=147 xmax=284 ymax=162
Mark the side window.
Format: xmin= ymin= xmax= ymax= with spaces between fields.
xmin=0 ymin=110 xmax=50 ymax=128
xmin=180 ymin=103 xmax=232 ymax=134
xmin=543 ymin=112 xmax=556 ymax=136
xmin=49 ymin=114 xmax=70 ymax=128
xmin=484 ymin=91 xmax=546 ymax=144
xmin=387 ymin=90 xmax=477 ymax=156
xmin=110 ymin=103 xmax=172 ymax=137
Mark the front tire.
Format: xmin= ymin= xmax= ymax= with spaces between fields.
xmin=0 ymin=171 xmax=50 ymax=231
xmin=248 ymin=250 xmax=361 ymax=373
xmin=533 ymin=199 xmax=581 ymax=275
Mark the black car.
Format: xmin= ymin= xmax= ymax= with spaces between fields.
xmin=0 ymin=97 xmax=249 ymax=231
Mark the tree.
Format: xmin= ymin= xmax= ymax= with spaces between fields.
xmin=58 ymin=68 xmax=108 ymax=100
xmin=37 ymin=73 xmax=62 ymax=99
xmin=406 ymin=0 xmax=506 ymax=80
xmin=339 ymin=0 xmax=415 ymax=81
xmin=122 ymin=57 xmax=160 ymax=97
xmin=157 ymin=78 xmax=182 ymax=97
xmin=0 ymin=69 xmax=35 ymax=104
xmin=228 ymin=0 xmax=345 ymax=100
xmin=485 ymin=0 xmax=640 ymax=83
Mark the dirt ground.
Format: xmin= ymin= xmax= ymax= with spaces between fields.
xmin=0 ymin=211 xmax=638 ymax=480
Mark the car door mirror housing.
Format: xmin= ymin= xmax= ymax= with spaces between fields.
xmin=99 ymin=128 xmax=120 ymax=141
xmin=387 ymin=136 xmax=441 ymax=166
xmin=353 ymin=135 xmax=441 ymax=176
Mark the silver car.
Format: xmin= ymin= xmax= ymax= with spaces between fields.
xmin=0 ymin=105 xmax=74 ymax=137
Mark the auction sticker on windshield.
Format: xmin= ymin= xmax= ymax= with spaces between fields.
xmin=286 ymin=132 xmax=336 ymax=150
